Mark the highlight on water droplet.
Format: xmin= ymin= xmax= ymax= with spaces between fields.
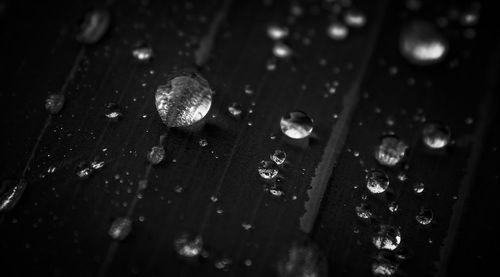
xmin=422 ymin=123 xmax=450 ymax=149
xmin=0 ymin=179 xmax=27 ymax=212
xmin=413 ymin=182 xmax=424 ymax=194
xmin=104 ymin=103 xmax=123 ymax=120
xmin=270 ymin=150 xmax=286 ymax=165
xmin=174 ymin=233 xmax=203 ymax=258
xmin=327 ymin=22 xmax=348 ymax=40
xmin=374 ymin=135 xmax=408 ymax=167
xmin=155 ymin=73 xmax=213 ymax=127
xmin=399 ymin=20 xmax=448 ymax=66
xmin=76 ymin=9 xmax=110 ymax=44
xmin=76 ymin=162 xmax=93 ymax=179
xmin=280 ymin=111 xmax=314 ymax=139
xmin=45 ymin=94 xmax=65 ymax=114
xmin=132 ymin=45 xmax=154 ymax=62
xmin=366 ymin=168 xmax=389 ymax=194
xmin=344 ymin=9 xmax=366 ymax=28
xmin=267 ymin=24 xmax=289 ymax=40
xmin=258 ymin=160 xmax=279 ymax=179
xmin=355 ymin=203 xmax=373 ymax=219
xmin=108 ymin=217 xmax=132 ymax=240
xmin=147 ymin=145 xmax=165 ymax=165
xmin=228 ymin=102 xmax=243 ymax=117
xmin=273 ymin=42 xmax=292 ymax=58
xmin=415 ymin=207 xmax=433 ymax=225
xmin=372 ymin=225 xmax=401 ymax=251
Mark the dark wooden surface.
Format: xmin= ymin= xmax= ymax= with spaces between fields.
xmin=0 ymin=0 xmax=499 ymax=276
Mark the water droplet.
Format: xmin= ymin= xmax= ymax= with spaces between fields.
xmin=422 ymin=123 xmax=450 ymax=149
xmin=372 ymin=225 xmax=401 ymax=251
xmin=270 ymin=150 xmax=286 ymax=165
xmin=397 ymin=172 xmax=407 ymax=182
xmin=76 ymin=162 xmax=93 ymax=179
xmin=265 ymin=183 xmax=285 ymax=197
xmin=460 ymin=9 xmax=480 ymax=26
xmin=344 ymin=10 xmax=366 ymax=28
xmin=199 ymin=139 xmax=208 ymax=147
xmin=77 ymin=9 xmax=110 ymax=44
xmin=0 ymin=179 xmax=27 ymax=212
xmin=413 ymin=182 xmax=424 ymax=194
xmin=147 ymin=146 xmax=165 ymax=165
xmin=258 ymin=160 xmax=279 ymax=179
xmin=91 ymin=159 xmax=105 ymax=170
xmin=45 ymin=94 xmax=65 ymax=114
xmin=355 ymin=203 xmax=373 ymax=219
xmin=416 ymin=207 xmax=433 ymax=225
xmin=327 ymin=22 xmax=348 ymax=40
xmin=228 ymin=102 xmax=243 ymax=117
xmin=366 ymin=169 xmax=389 ymax=194
xmin=155 ymin=73 xmax=213 ymax=127
xmin=267 ymin=24 xmax=289 ymax=40
xmin=266 ymin=58 xmax=277 ymax=71
xmin=277 ymin=242 xmax=328 ymax=277
xmin=273 ymin=42 xmax=292 ymax=58
xmin=132 ymin=46 xmax=154 ymax=61
xmin=388 ymin=201 xmax=399 ymax=213
xmin=104 ymin=103 xmax=123 ymax=120
xmin=174 ymin=234 xmax=203 ymax=258
xmin=400 ymin=21 xmax=448 ymax=65
xmin=374 ymin=135 xmax=408 ymax=167
xmin=280 ymin=111 xmax=314 ymax=139
xmin=372 ymin=259 xmax=398 ymax=276
xmin=108 ymin=217 xmax=132 ymax=240
xmin=215 ymin=258 xmax=232 ymax=270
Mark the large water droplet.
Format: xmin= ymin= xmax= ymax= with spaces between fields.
xmin=399 ymin=21 xmax=448 ymax=65
xmin=374 ymin=135 xmax=408 ymax=167
xmin=415 ymin=207 xmax=433 ymax=225
xmin=422 ymin=123 xmax=450 ymax=149
xmin=372 ymin=225 xmax=401 ymax=251
xmin=270 ymin=150 xmax=286 ymax=165
xmin=280 ymin=111 xmax=314 ymax=139
xmin=147 ymin=146 xmax=165 ymax=165
xmin=366 ymin=169 xmax=389 ymax=194
xmin=344 ymin=9 xmax=366 ymax=28
xmin=76 ymin=9 xmax=110 ymax=44
xmin=155 ymin=73 xmax=213 ymax=127
xmin=258 ymin=160 xmax=279 ymax=179
xmin=108 ymin=217 xmax=132 ymax=240
xmin=0 ymin=179 xmax=27 ymax=212
xmin=174 ymin=234 xmax=203 ymax=258
xmin=45 ymin=94 xmax=65 ymax=114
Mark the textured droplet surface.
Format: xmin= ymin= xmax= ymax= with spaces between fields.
xmin=45 ymin=94 xmax=65 ymax=114
xmin=108 ymin=217 xmax=132 ymax=240
xmin=270 ymin=150 xmax=286 ymax=165
xmin=174 ymin=234 xmax=203 ymax=258
xmin=147 ymin=146 xmax=165 ymax=165
xmin=155 ymin=73 xmax=213 ymax=127
xmin=258 ymin=160 xmax=279 ymax=179
xmin=416 ymin=207 xmax=433 ymax=225
xmin=372 ymin=225 xmax=401 ymax=251
xmin=422 ymin=123 xmax=450 ymax=149
xmin=0 ymin=179 xmax=27 ymax=212
xmin=227 ymin=102 xmax=243 ymax=117
xmin=280 ymin=111 xmax=314 ymax=139
xmin=77 ymin=9 xmax=110 ymax=44
xmin=366 ymin=169 xmax=389 ymax=194
xmin=374 ymin=135 xmax=408 ymax=167
xmin=400 ymin=21 xmax=448 ymax=65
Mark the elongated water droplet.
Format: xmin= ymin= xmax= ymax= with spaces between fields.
xmin=0 ymin=179 xmax=27 ymax=212
xmin=270 ymin=150 xmax=286 ymax=165
xmin=374 ymin=135 xmax=408 ymax=167
xmin=366 ymin=169 xmax=389 ymax=194
xmin=280 ymin=111 xmax=313 ymax=139
xmin=327 ymin=22 xmax=348 ymax=40
xmin=372 ymin=225 xmax=401 ymax=251
xmin=416 ymin=207 xmax=433 ymax=225
xmin=174 ymin=234 xmax=203 ymax=258
xmin=45 ymin=94 xmax=65 ymax=114
xmin=155 ymin=73 xmax=213 ymax=127
xmin=344 ymin=9 xmax=366 ymax=28
xmin=104 ymin=103 xmax=123 ymax=120
xmin=400 ymin=21 xmax=448 ymax=65
xmin=77 ymin=9 xmax=110 ymax=44
xmin=108 ymin=217 xmax=132 ymax=240
xmin=258 ymin=160 xmax=279 ymax=179
xmin=422 ymin=123 xmax=450 ymax=149
xmin=147 ymin=146 xmax=165 ymax=165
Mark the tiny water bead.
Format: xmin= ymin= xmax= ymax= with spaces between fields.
xmin=422 ymin=123 xmax=451 ymax=149
xmin=399 ymin=21 xmax=448 ymax=66
xmin=227 ymin=102 xmax=243 ymax=117
xmin=108 ymin=217 xmax=132 ymax=240
xmin=388 ymin=201 xmax=399 ymax=213
xmin=267 ymin=24 xmax=289 ymax=40
xmin=327 ymin=22 xmax=348 ymax=40
xmin=413 ymin=182 xmax=424 ymax=194
xmin=45 ymin=94 xmax=65 ymax=114
xmin=344 ymin=10 xmax=366 ymax=28
xmin=265 ymin=183 xmax=285 ymax=197
xmin=355 ymin=203 xmax=373 ymax=219
xmin=372 ymin=225 xmax=401 ymax=251
xmin=374 ymin=135 xmax=408 ymax=167
xmin=155 ymin=73 xmax=213 ymax=127
xmin=416 ymin=207 xmax=433 ymax=225
xmin=366 ymin=169 xmax=389 ymax=194
xmin=258 ymin=160 xmax=279 ymax=179
xmin=76 ymin=162 xmax=93 ymax=179
xmin=147 ymin=146 xmax=165 ymax=165
xmin=104 ymin=103 xmax=123 ymax=120
xmin=174 ymin=234 xmax=203 ymax=258
xmin=199 ymin=138 xmax=208 ymax=147
xmin=0 ymin=179 xmax=27 ymax=212
xmin=77 ymin=9 xmax=110 ymax=44
xmin=270 ymin=150 xmax=286 ymax=165
xmin=280 ymin=111 xmax=314 ymax=139
xmin=273 ymin=42 xmax=292 ymax=58
xmin=132 ymin=46 xmax=154 ymax=61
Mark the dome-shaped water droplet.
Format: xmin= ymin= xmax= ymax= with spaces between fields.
xmin=174 ymin=234 xmax=203 ymax=258
xmin=270 ymin=150 xmax=286 ymax=165
xmin=0 ymin=179 xmax=27 ymax=212
xmin=415 ymin=207 xmax=433 ymax=225
xmin=355 ymin=203 xmax=373 ymax=219
xmin=273 ymin=42 xmax=292 ymax=58
xmin=45 ymin=94 xmax=65 ymax=114
xmin=228 ymin=102 xmax=243 ymax=117
xmin=280 ymin=111 xmax=314 ymax=139
xmin=413 ymin=182 xmax=424 ymax=194
xmin=147 ymin=146 xmax=165 ymax=165
xmin=76 ymin=9 xmax=110 ymax=44
xmin=327 ymin=22 xmax=348 ymax=40
xmin=155 ymin=73 xmax=213 ymax=127
xmin=374 ymin=135 xmax=408 ymax=167
xmin=422 ymin=123 xmax=450 ymax=149
xmin=267 ymin=24 xmax=289 ymax=40
xmin=399 ymin=21 xmax=448 ymax=65
xmin=344 ymin=9 xmax=366 ymax=28
xmin=104 ymin=103 xmax=123 ymax=120
xmin=366 ymin=169 xmax=389 ymax=194
xmin=108 ymin=217 xmax=132 ymax=240
xmin=132 ymin=46 xmax=154 ymax=61
xmin=372 ymin=225 xmax=401 ymax=251
xmin=258 ymin=160 xmax=279 ymax=179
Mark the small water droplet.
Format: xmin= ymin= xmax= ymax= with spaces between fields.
xmin=0 ymin=179 xmax=27 ymax=212
xmin=374 ymin=135 xmax=408 ymax=167
xmin=241 ymin=222 xmax=253 ymax=230
xmin=413 ymin=182 xmax=424 ymax=194
xmin=132 ymin=46 xmax=154 ymax=61
xmin=270 ymin=150 xmax=286 ymax=165
xmin=108 ymin=217 xmax=132 ymax=240
xmin=355 ymin=203 xmax=373 ymax=219
xmin=258 ymin=160 xmax=279 ymax=179
xmin=366 ymin=169 xmax=389 ymax=194
xmin=416 ymin=207 xmax=433 ymax=225
xmin=91 ymin=159 xmax=105 ymax=170
xmin=372 ymin=225 xmax=401 ymax=251
xmin=76 ymin=162 xmax=93 ymax=179
xmin=147 ymin=146 xmax=165 ymax=165
xmin=422 ymin=123 xmax=450 ymax=149
xmin=273 ymin=42 xmax=292 ymax=58
xmin=104 ymin=103 xmax=123 ymax=120
xmin=174 ymin=234 xmax=203 ymax=258
xmin=400 ymin=21 xmax=448 ymax=65
xmin=155 ymin=73 xmax=213 ymax=127
xmin=198 ymin=138 xmax=208 ymax=147
xmin=228 ymin=102 xmax=243 ymax=117
xmin=372 ymin=259 xmax=398 ymax=276
xmin=45 ymin=94 xmax=65 ymax=114
xmin=280 ymin=111 xmax=314 ymax=139
xmin=327 ymin=22 xmax=348 ymax=40
xmin=344 ymin=9 xmax=366 ymax=28
xmin=77 ymin=9 xmax=110 ymax=44
xmin=277 ymin=242 xmax=327 ymax=277
xmin=267 ymin=24 xmax=289 ymax=40
xmin=388 ymin=201 xmax=399 ymax=213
